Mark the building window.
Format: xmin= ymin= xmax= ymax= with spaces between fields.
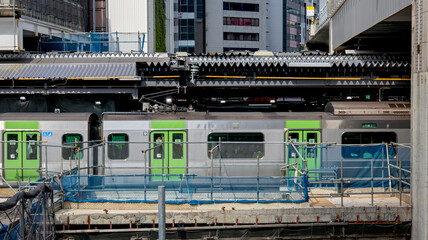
xmin=223 ymin=32 xmax=259 ymax=41
xmin=179 ymin=0 xmax=195 ymax=12
xmin=208 ymin=133 xmax=264 ymax=159
xmin=179 ymin=46 xmax=195 ymax=53
xmin=223 ymin=17 xmax=259 ymax=26
xmin=223 ymin=2 xmax=259 ymax=12
xmin=341 ymin=132 xmax=397 ymax=159
xmin=108 ymin=134 xmax=129 ymax=160
xmin=223 ymin=47 xmax=259 ymax=52
xmin=62 ymin=134 xmax=83 ymax=160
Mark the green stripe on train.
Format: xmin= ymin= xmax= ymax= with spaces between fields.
xmin=151 ymin=121 xmax=186 ymax=129
xmin=5 ymin=121 xmax=39 ymax=129
xmin=286 ymin=120 xmax=321 ymax=129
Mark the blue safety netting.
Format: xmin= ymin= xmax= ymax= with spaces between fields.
xmin=295 ymin=144 xmax=411 ymax=188
xmin=56 ymin=144 xmax=409 ymax=204
xmin=61 ymin=174 xmax=309 ymax=204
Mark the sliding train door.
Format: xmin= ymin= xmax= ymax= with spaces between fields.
xmin=150 ymin=131 xmax=187 ymax=176
xmin=4 ymin=131 xmax=40 ymax=181
xmin=287 ymin=130 xmax=320 ymax=174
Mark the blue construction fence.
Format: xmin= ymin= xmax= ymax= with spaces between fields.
xmin=39 ymin=32 xmax=145 ymax=52
xmin=55 ymin=144 xmax=410 ymax=204
xmin=61 ymin=174 xmax=309 ymax=204
xmin=288 ymin=143 xmax=411 ymax=188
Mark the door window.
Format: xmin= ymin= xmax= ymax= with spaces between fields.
xmin=172 ymin=133 xmax=184 ymax=159
xmin=6 ymin=134 xmax=19 ymax=160
xmin=26 ymin=133 xmax=38 ymax=160
xmin=288 ymin=132 xmax=301 ymax=158
xmin=153 ymin=133 xmax=164 ymax=159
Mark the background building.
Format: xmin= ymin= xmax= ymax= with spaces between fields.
xmin=283 ymin=0 xmax=305 ymax=52
xmin=206 ymin=0 xmax=268 ymax=53
xmin=0 ymin=0 xmax=88 ymax=51
xmin=166 ymin=0 xmax=205 ymax=54
xmin=106 ymin=0 xmax=154 ymax=52
xmin=89 ymin=0 xmax=107 ymax=32
xmin=268 ymin=0 xmax=314 ymax=52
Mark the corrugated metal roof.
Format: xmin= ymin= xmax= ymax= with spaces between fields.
xmin=0 ymin=62 xmax=137 ymax=79
xmin=188 ymin=55 xmax=410 ymax=68
xmin=0 ymin=52 xmax=171 ymax=64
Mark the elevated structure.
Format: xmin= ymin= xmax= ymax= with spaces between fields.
xmin=0 ymin=0 xmax=88 ymax=52
xmin=0 ymin=51 xmax=410 ymax=112
xmin=308 ymin=0 xmax=411 ymax=54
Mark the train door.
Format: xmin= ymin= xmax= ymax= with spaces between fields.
xmin=150 ymin=131 xmax=187 ymax=176
xmin=287 ymin=130 xmax=320 ymax=173
xmin=4 ymin=131 xmax=40 ymax=181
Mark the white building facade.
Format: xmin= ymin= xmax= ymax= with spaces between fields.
xmin=206 ymin=0 xmax=309 ymax=53
xmin=106 ymin=0 xmax=154 ymax=52
xmin=206 ymin=0 xmax=268 ymax=53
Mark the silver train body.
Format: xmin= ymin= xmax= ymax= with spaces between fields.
xmin=0 ymin=102 xmax=411 ymax=181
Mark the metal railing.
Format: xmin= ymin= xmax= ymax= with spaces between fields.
xmin=40 ymin=32 xmax=146 ymax=53
xmin=0 ymin=140 xmax=412 ymax=205
xmin=0 ymin=167 xmax=79 ymax=240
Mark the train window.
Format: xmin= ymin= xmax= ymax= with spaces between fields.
xmin=341 ymin=132 xmax=396 ymax=159
xmin=207 ymin=133 xmax=264 ymax=159
xmin=62 ymin=134 xmax=84 ymax=160
xmin=108 ymin=134 xmax=129 ymax=160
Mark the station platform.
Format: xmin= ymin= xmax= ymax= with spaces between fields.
xmin=56 ymin=189 xmax=410 ymax=226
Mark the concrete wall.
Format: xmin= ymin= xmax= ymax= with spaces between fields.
xmin=331 ymin=0 xmax=411 ymax=52
xmin=107 ymin=0 xmax=151 ymax=52
xmin=205 ymin=1 xmax=224 ymax=52
xmin=266 ymin=0 xmax=283 ymax=52
xmin=165 ymin=0 xmax=177 ymax=53
xmin=0 ymin=18 xmax=18 ymax=51
xmin=412 ymin=0 xmax=428 ymax=239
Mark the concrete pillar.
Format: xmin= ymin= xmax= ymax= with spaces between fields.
xmin=158 ymin=186 xmax=166 ymax=240
xmin=329 ymin=19 xmax=334 ymax=54
xmin=412 ymin=0 xmax=428 ymax=239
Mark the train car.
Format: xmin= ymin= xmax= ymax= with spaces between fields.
xmin=101 ymin=101 xmax=410 ymax=177
xmin=0 ymin=101 xmax=410 ymax=182
xmin=0 ymin=113 xmax=99 ymax=182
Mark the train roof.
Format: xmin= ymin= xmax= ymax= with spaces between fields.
xmin=102 ymin=111 xmax=410 ymax=121
xmin=102 ymin=112 xmax=324 ymax=121
xmin=325 ymin=101 xmax=410 ymax=115
xmin=0 ymin=112 xmax=98 ymax=121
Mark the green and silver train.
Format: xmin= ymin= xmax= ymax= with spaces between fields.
xmin=0 ymin=102 xmax=410 ymax=182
